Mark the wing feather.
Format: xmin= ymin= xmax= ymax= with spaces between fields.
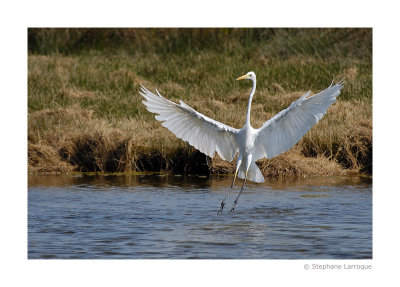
xmin=140 ymin=85 xmax=239 ymax=161
xmin=254 ymin=81 xmax=343 ymax=160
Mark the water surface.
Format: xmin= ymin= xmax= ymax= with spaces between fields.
xmin=28 ymin=174 xmax=372 ymax=259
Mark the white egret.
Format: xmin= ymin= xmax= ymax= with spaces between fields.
xmin=140 ymin=72 xmax=343 ymax=213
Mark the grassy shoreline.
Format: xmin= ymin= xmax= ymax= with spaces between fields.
xmin=28 ymin=28 xmax=372 ymax=177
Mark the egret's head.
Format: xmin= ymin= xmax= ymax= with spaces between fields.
xmin=236 ymin=71 xmax=256 ymax=81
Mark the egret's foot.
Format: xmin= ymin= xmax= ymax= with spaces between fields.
xmin=217 ymin=202 xmax=225 ymax=215
xmin=229 ymin=201 xmax=238 ymax=212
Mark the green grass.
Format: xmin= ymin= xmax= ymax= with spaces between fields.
xmin=28 ymin=28 xmax=372 ymax=175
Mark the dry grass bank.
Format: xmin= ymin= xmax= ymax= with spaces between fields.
xmin=27 ymin=98 xmax=371 ymax=176
xmin=28 ymin=28 xmax=372 ymax=177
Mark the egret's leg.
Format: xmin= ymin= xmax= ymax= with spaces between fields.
xmin=230 ymin=172 xmax=247 ymax=212
xmin=217 ymin=169 xmax=238 ymax=215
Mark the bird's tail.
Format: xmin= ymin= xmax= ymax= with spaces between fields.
xmin=238 ymin=162 xmax=265 ymax=183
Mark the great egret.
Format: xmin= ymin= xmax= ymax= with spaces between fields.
xmin=140 ymin=71 xmax=343 ymax=213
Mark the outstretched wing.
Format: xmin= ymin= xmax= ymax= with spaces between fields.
xmin=140 ymin=85 xmax=239 ymax=161
xmin=253 ymin=81 xmax=343 ymax=160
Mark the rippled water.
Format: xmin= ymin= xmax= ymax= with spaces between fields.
xmin=28 ymin=174 xmax=372 ymax=259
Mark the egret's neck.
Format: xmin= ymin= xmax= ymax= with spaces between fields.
xmin=245 ymin=78 xmax=256 ymax=126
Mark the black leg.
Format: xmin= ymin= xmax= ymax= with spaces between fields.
xmin=230 ymin=174 xmax=247 ymax=212
xmin=217 ymin=170 xmax=238 ymax=215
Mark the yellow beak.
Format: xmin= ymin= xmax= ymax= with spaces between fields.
xmin=236 ymin=74 xmax=250 ymax=81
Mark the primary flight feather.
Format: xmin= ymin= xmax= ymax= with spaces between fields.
xmin=140 ymin=71 xmax=343 ymax=212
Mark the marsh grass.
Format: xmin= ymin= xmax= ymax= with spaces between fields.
xmin=28 ymin=28 xmax=372 ymax=176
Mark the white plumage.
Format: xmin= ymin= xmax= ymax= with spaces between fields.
xmin=253 ymin=82 xmax=342 ymax=161
xmin=140 ymin=86 xmax=239 ymax=161
xmin=140 ymin=71 xmax=343 ymax=212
